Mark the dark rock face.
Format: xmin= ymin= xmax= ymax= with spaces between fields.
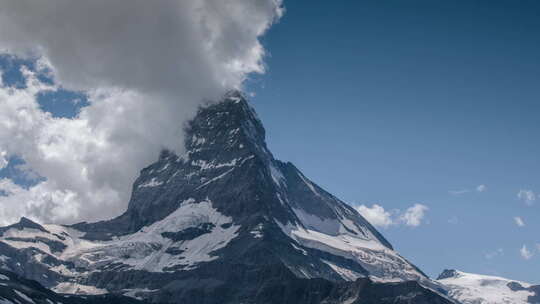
xmin=528 ymin=285 xmax=540 ymax=304
xmin=141 ymin=267 xmax=454 ymax=304
xmin=437 ymin=269 xmax=460 ymax=280
xmin=0 ymin=92 xmax=451 ymax=303
xmin=507 ymin=281 xmax=527 ymax=291
xmin=161 ymin=223 xmax=215 ymax=242
xmin=0 ymin=269 xmax=146 ymax=304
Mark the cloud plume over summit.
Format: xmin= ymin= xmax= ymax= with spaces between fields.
xmin=0 ymin=0 xmax=283 ymax=225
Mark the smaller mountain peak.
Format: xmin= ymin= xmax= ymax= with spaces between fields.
xmin=17 ymin=217 xmax=48 ymax=232
xmin=19 ymin=216 xmax=35 ymax=224
xmin=437 ymin=269 xmax=460 ymax=280
xmin=0 ymin=216 xmax=49 ymax=236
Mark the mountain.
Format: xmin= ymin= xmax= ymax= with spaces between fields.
xmin=0 ymin=269 xmax=145 ymax=304
xmin=437 ymin=269 xmax=540 ymax=304
xmin=0 ymin=92 xmax=453 ymax=303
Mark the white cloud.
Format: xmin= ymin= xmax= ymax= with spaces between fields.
xmin=449 ymin=184 xmax=486 ymax=195
xmin=485 ymin=248 xmax=504 ymax=260
xmin=356 ymin=203 xmax=429 ymax=228
xmin=0 ymin=0 xmax=283 ymax=225
xmin=400 ymin=204 xmax=429 ymax=227
xmin=356 ymin=204 xmax=394 ymax=228
xmin=0 ymin=1 xmax=283 ymax=98
xmin=514 ymin=216 xmax=525 ymax=227
xmin=0 ymin=178 xmax=81 ymax=224
xmin=449 ymin=189 xmax=470 ymax=196
xmin=517 ymin=189 xmax=536 ymax=206
xmin=520 ymin=245 xmax=533 ymax=260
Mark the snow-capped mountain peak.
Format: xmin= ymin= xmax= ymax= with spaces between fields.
xmin=437 ymin=269 xmax=540 ymax=304
xmin=0 ymin=92 xmax=449 ymax=303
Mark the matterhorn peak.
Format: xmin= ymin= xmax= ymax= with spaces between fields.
xmin=0 ymin=91 xmax=453 ymax=304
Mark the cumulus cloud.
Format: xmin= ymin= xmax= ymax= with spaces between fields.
xmin=0 ymin=0 xmax=283 ymax=98
xmin=356 ymin=203 xmax=429 ymax=228
xmin=514 ymin=216 xmax=525 ymax=227
xmin=517 ymin=189 xmax=536 ymax=206
xmin=400 ymin=204 xmax=429 ymax=227
xmin=356 ymin=204 xmax=394 ymax=228
xmin=0 ymin=0 xmax=283 ymax=225
xmin=520 ymin=245 xmax=533 ymax=260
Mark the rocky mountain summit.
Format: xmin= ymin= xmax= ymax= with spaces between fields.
xmin=0 ymin=92 xmax=455 ymax=303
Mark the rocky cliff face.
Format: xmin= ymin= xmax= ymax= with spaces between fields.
xmin=0 ymin=92 xmax=452 ymax=303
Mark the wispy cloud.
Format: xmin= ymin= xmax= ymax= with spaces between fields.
xmin=520 ymin=245 xmax=534 ymax=260
xmin=517 ymin=189 xmax=536 ymax=206
xmin=513 ymin=216 xmax=525 ymax=227
xmin=449 ymin=185 xmax=486 ymax=196
xmin=355 ymin=203 xmax=429 ymax=228
xmin=485 ymin=248 xmax=504 ymax=260
xmin=449 ymin=189 xmax=470 ymax=196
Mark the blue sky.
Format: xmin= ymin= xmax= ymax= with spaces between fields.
xmin=246 ymin=0 xmax=540 ymax=282
xmin=1 ymin=0 xmax=539 ymax=283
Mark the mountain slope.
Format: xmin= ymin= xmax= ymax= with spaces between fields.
xmin=437 ymin=269 xmax=540 ymax=304
xmin=0 ymin=92 xmax=450 ymax=303
xmin=0 ymin=269 xmax=145 ymax=304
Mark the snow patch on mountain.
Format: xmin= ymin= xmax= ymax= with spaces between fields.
xmin=321 ymin=259 xmax=363 ymax=281
xmin=0 ymin=199 xmax=240 ymax=291
xmin=53 ymin=282 xmax=108 ymax=295
xmin=138 ymin=178 xmax=163 ymax=188
xmin=276 ymin=217 xmax=424 ymax=282
xmin=438 ymin=270 xmax=536 ymax=304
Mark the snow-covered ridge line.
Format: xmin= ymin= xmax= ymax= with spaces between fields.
xmin=437 ymin=269 xmax=539 ymax=304
xmin=0 ymin=199 xmax=240 ymax=293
